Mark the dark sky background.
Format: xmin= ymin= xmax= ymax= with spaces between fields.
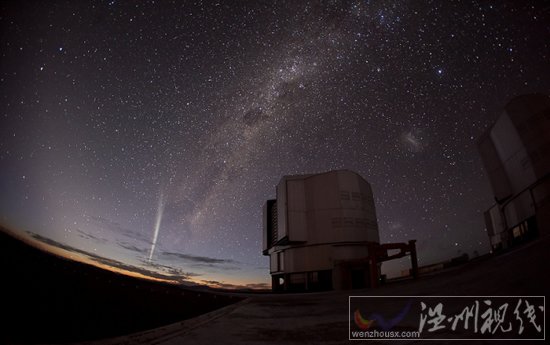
xmin=1 ymin=1 xmax=549 ymax=287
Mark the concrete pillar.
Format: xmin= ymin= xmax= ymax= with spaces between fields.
xmin=409 ymin=240 xmax=418 ymax=279
xmin=369 ymin=257 xmax=378 ymax=288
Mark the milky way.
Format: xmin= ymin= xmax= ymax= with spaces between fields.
xmin=1 ymin=1 xmax=549 ymax=286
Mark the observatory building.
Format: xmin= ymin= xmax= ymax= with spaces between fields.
xmin=478 ymin=93 xmax=550 ymax=252
xmin=262 ymin=170 xmax=418 ymax=291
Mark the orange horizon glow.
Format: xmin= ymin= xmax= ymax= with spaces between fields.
xmin=1 ymin=226 xmax=266 ymax=290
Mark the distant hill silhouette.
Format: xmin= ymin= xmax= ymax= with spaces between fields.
xmin=0 ymin=227 xmax=242 ymax=344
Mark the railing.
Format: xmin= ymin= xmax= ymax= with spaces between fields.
xmin=499 ymin=172 xmax=550 ymax=231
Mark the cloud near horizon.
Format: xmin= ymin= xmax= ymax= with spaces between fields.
xmin=200 ymin=279 xmax=270 ymax=290
xmin=161 ymin=251 xmax=241 ymax=270
xmin=26 ymin=232 xmax=200 ymax=284
xmin=117 ymin=240 xmax=148 ymax=254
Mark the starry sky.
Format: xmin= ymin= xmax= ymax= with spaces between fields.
xmin=1 ymin=1 xmax=549 ymax=287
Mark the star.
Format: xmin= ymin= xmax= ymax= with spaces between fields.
xmin=0 ymin=0 xmax=548 ymax=286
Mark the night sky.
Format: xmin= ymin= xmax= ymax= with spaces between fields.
xmin=1 ymin=1 xmax=549 ymax=287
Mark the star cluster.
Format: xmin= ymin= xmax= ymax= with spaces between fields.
xmin=1 ymin=1 xmax=549 ymax=285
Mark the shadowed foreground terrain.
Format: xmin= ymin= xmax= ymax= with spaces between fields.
xmin=0 ymin=229 xmax=242 ymax=344
xmin=115 ymin=235 xmax=550 ymax=345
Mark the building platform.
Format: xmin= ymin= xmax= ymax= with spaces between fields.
xmin=89 ymin=235 xmax=550 ymax=345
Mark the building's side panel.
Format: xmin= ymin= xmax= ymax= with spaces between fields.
xmin=331 ymin=171 xmax=380 ymax=244
xmin=332 ymin=244 xmax=370 ymax=261
xmin=276 ymin=178 xmax=288 ymax=241
xmin=484 ymin=205 xmax=504 ymax=237
xmin=491 ymin=112 xmax=537 ymax=194
xmin=506 ymin=95 xmax=550 ymax=235
xmin=502 ymin=190 xmax=536 ymax=228
xmin=282 ymin=245 xmax=333 ymax=273
xmin=358 ymin=176 xmax=380 ymax=243
xmin=287 ymin=179 xmax=307 ymax=242
xmin=306 ymin=208 xmax=343 ymax=244
xmin=269 ymin=250 xmax=285 ymax=274
xmin=337 ymin=171 xmax=361 ymax=210
xmin=478 ymin=132 xmax=514 ymax=201
xmin=332 ymin=210 xmax=378 ymax=243
xmin=270 ymin=251 xmax=283 ymax=273
xmin=507 ymin=95 xmax=550 ymax=179
xmin=262 ymin=199 xmax=277 ymax=254
xmin=532 ymin=179 xmax=550 ymax=235
xmin=304 ymin=172 xmax=340 ymax=245
xmin=306 ymin=172 xmax=340 ymax=211
xmin=484 ymin=209 xmax=495 ymax=238
xmin=262 ymin=201 xmax=269 ymax=253
xmin=513 ymin=101 xmax=550 ymax=183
